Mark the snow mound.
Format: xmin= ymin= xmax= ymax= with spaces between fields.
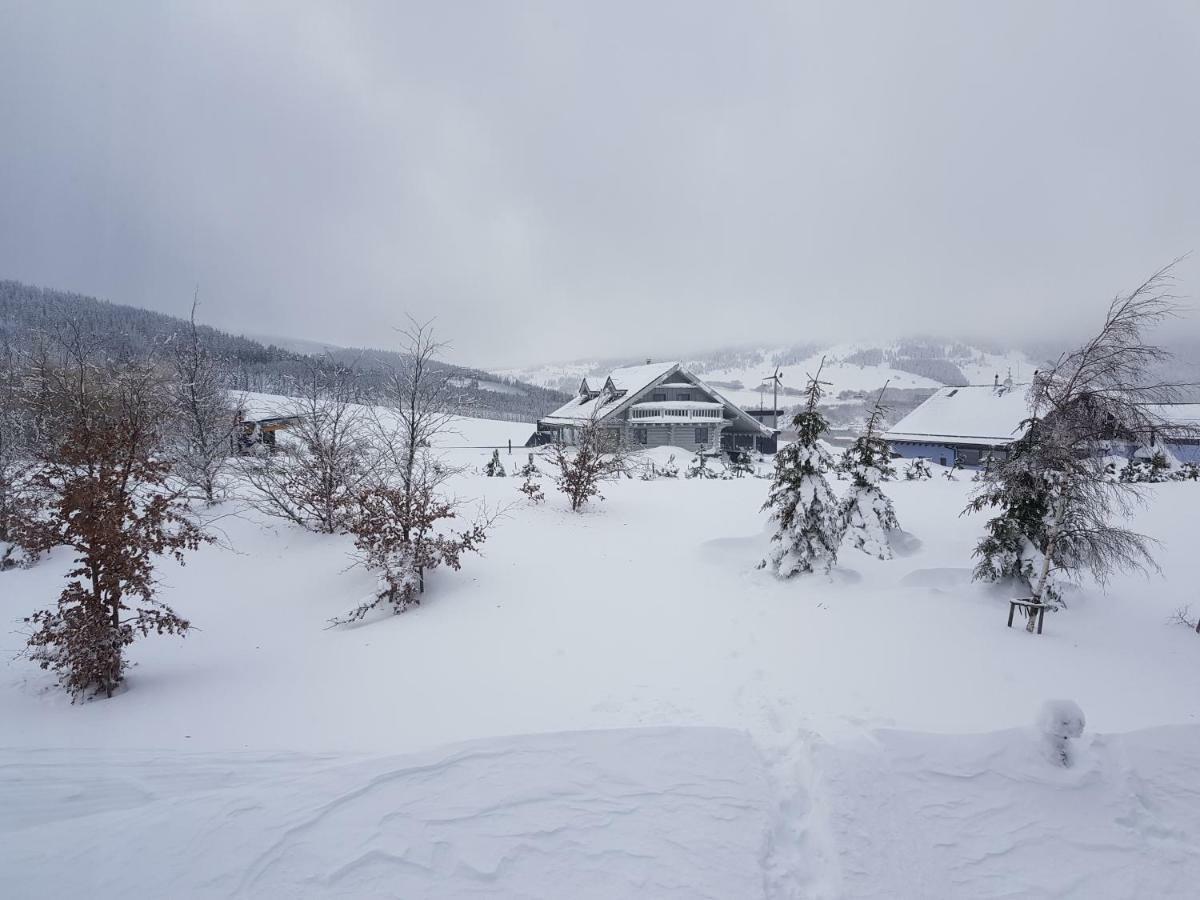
xmin=821 ymin=724 xmax=1200 ymax=898
xmin=1 ymin=727 xmax=772 ymax=900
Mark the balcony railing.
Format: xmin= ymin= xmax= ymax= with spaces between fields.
xmin=629 ymin=401 xmax=725 ymax=423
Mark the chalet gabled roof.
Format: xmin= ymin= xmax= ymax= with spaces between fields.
xmin=542 ymin=362 xmax=680 ymax=426
xmin=540 ymin=361 xmax=772 ymax=435
xmin=883 ymin=384 xmax=1031 ymax=447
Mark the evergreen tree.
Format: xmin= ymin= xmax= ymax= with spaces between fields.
xmin=839 ymin=386 xmax=900 ymax=560
xmin=963 ymin=423 xmax=1053 ymax=600
xmin=516 ymin=453 xmax=540 ymax=478
xmin=685 ymin=452 xmax=720 ymax=479
xmin=484 ymin=449 xmax=506 ymax=477
xmin=759 ymin=360 xmax=844 ymax=577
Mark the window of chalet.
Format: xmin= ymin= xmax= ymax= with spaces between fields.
xmin=633 ymin=428 xmax=647 ymax=445
xmin=652 ymin=392 xmax=667 ymax=402
xmin=695 ymin=427 xmax=709 ymax=445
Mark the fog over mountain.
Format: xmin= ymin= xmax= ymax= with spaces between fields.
xmin=2 ymin=3 xmax=1199 ymax=365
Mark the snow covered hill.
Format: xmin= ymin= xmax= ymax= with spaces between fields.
xmin=493 ymin=340 xmax=1038 ymax=411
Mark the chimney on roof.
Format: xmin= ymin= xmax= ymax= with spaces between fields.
xmin=645 ymin=358 xmax=652 ymax=365
xmin=993 ymin=373 xmax=999 ymax=390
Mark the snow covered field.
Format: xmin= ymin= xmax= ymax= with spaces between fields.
xmin=3 ymin=421 xmax=1200 ymax=897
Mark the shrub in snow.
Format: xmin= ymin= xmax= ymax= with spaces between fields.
xmin=839 ymin=388 xmax=900 ymax=560
xmin=518 ymin=476 xmax=545 ymax=504
xmin=759 ymin=359 xmax=845 ymax=577
xmin=685 ymin=453 xmax=721 ymax=479
xmin=942 ymin=458 xmax=963 ymax=480
xmin=484 ymin=449 xmax=506 ymax=478
xmin=904 ymin=458 xmax=932 ymax=481
xmin=20 ymin=346 xmax=210 ymax=699
xmin=516 ymin=453 xmax=540 ymax=478
xmin=335 ymin=472 xmax=493 ymax=623
xmin=547 ymin=419 xmax=630 ymax=511
xmin=1170 ymin=605 xmax=1200 ymax=633
xmin=1174 ymin=462 xmax=1200 ymax=482
xmin=1120 ymin=448 xmax=1174 ymax=484
xmin=660 ymin=454 xmax=680 ymax=478
xmin=727 ymin=451 xmax=754 ymax=478
xmin=1038 ymin=699 xmax=1086 ymax=767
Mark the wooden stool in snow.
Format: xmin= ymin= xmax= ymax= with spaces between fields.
xmin=1007 ymin=599 xmax=1047 ymax=634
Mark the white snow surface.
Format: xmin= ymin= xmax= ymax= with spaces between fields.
xmin=4 ymin=418 xmax=1200 ymax=897
xmin=2 ymin=728 xmax=772 ymax=899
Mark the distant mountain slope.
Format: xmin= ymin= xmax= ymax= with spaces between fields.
xmin=0 ymin=281 xmax=567 ymax=422
xmin=494 ymin=340 xmax=1038 ymax=432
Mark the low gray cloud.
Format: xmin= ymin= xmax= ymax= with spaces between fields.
xmin=2 ymin=1 xmax=1198 ymax=365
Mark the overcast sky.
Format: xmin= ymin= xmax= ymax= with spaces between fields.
xmin=2 ymin=2 xmax=1198 ymax=366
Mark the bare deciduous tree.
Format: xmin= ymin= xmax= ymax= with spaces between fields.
xmin=240 ymin=360 xmax=376 ymax=533
xmin=334 ymin=319 xmax=500 ymax=622
xmin=0 ymin=335 xmax=34 ymax=562
xmin=166 ymin=292 xmax=240 ymax=504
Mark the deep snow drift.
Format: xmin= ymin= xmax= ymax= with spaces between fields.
xmin=3 ymin=416 xmax=1200 ymax=897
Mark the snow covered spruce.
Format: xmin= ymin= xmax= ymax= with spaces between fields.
xmin=759 ymin=360 xmax=845 ymax=577
xmin=838 ymin=386 xmax=901 ymax=561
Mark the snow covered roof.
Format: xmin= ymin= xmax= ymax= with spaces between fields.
xmin=542 ymin=362 xmax=681 ymax=425
xmin=540 ymin=361 xmax=772 ymax=435
xmin=1145 ymin=403 xmax=1200 ymax=430
xmin=607 ymin=362 xmax=681 ymax=392
xmin=884 ymin=384 xmax=1031 ymax=447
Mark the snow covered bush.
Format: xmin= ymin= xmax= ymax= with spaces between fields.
xmin=334 ymin=474 xmax=492 ymax=622
xmin=904 ymin=457 xmax=932 ymax=481
xmin=1119 ymin=449 xmax=1174 ymax=483
xmin=1038 ymin=699 xmax=1086 ymax=767
xmin=516 ymin=453 xmax=540 ymax=478
xmin=484 ymin=449 xmax=506 ymax=477
xmin=942 ymin=458 xmax=963 ymax=480
xmin=727 ymin=451 xmax=754 ymax=478
xmin=1174 ymin=462 xmax=1200 ymax=482
xmin=518 ymin=475 xmax=545 ymax=503
xmin=685 ymin=452 xmax=721 ymax=479
xmin=839 ymin=390 xmax=900 ymax=560
xmin=759 ymin=360 xmax=845 ymax=577
xmin=547 ymin=419 xmax=629 ymax=512
xmin=20 ymin=335 xmax=210 ymax=699
xmin=326 ymin=319 xmax=501 ymax=623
